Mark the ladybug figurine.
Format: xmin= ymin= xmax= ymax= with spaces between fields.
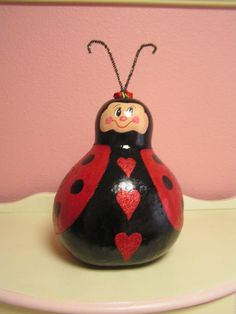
xmin=53 ymin=40 xmax=184 ymax=267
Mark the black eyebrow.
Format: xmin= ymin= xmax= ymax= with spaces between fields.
xmin=113 ymin=104 xmax=137 ymax=109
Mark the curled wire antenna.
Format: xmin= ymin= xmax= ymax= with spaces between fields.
xmin=87 ymin=40 xmax=123 ymax=91
xmin=124 ymin=43 xmax=157 ymax=91
xmin=87 ymin=40 xmax=157 ymax=96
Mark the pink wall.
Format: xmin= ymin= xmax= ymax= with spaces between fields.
xmin=0 ymin=5 xmax=236 ymax=202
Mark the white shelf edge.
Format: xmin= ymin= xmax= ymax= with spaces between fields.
xmin=0 ymin=280 xmax=236 ymax=314
xmin=183 ymin=195 xmax=236 ymax=210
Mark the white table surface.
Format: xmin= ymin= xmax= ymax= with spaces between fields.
xmin=0 ymin=193 xmax=235 ymax=313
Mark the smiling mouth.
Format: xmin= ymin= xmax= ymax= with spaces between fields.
xmin=113 ymin=120 xmax=133 ymax=129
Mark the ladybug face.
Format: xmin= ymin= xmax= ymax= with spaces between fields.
xmin=100 ymin=101 xmax=149 ymax=134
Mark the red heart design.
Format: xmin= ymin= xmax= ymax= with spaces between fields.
xmin=116 ymin=189 xmax=141 ymax=220
xmin=115 ymin=232 xmax=142 ymax=261
xmin=117 ymin=157 xmax=136 ymax=177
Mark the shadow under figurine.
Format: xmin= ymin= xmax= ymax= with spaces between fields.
xmin=53 ymin=40 xmax=184 ymax=267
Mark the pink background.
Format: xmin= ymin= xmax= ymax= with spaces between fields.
xmin=0 ymin=4 xmax=236 ymax=202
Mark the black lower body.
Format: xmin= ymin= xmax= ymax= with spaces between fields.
xmin=59 ymin=185 xmax=180 ymax=266
xmin=58 ymin=148 xmax=181 ymax=267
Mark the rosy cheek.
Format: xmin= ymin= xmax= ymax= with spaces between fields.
xmin=105 ymin=116 xmax=113 ymax=124
xmin=132 ymin=116 xmax=140 ymax=124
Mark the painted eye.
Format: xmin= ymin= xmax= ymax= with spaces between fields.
xmin=125 ymin=107 xmax=133 ymax=117
xmin=115 ymin=107 xmax=122 ymax=117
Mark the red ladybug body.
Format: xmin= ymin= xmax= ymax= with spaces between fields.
xmin=53 ymin=98 xmax=183 ymax=266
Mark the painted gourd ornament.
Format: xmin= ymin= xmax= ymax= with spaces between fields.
xmin=53 ymin=40 xmax=184 ymax=267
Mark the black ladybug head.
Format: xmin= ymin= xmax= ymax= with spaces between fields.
xmin=95 ymin=98 xmax=153 ymax=149
xmin=87 ymin=40 xmax=157 ymax=149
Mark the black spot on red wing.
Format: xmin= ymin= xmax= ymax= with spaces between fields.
xmin=81 ymin=154 xmax=95 ymax=165
xmin=54 ymin=202 xmax=61 ymax=217
xmin=71 ymin=180 xmax=84 ymax=194
xmin=152 ymin=154 xmax=162 ymax=164
xmin=162 ymin=176 xmax=173 ymax=190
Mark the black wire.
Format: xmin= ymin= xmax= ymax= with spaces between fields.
xmin=87 ymin=40 xmax=124 ymax=91
xmin=124 ymin=43 xmax=157 ymax=91
xmin=87 ymin=40 xmax=157 ymax=93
